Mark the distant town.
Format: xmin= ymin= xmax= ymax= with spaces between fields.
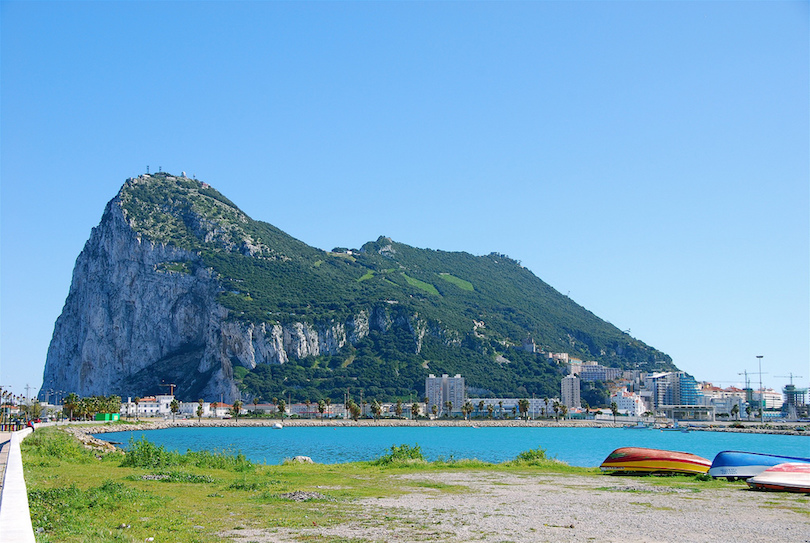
xmin=3 ymin=354 xmax=806 ymax=429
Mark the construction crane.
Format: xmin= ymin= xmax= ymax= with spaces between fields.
xmin=160 ymin=383 xmax=177 ymax=397
xmin=739 ymin=367 xmax=768 ymax=422
xmin=775 ymin=373 xmax=803 ymax=385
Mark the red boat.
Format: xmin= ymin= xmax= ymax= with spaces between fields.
xmin=600 ymin=447 xmax=711 ymax=475
xmin=747 ymin=463 xmax=810 ymax=493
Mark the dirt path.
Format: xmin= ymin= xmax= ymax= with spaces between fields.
xmin=222 ymin=471 xmax=809 ymax=543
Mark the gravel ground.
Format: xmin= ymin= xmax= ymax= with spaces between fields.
xmin=222 ymin=471 xmax=810 ymax=543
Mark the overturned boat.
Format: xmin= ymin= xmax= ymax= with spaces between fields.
xmin=709 ymin=450 xmax=810 ymax=480
xmin=747 ymin=463 xmax=810 ymax=493
xmin=600 ymin=447 xmax=711 ymax=475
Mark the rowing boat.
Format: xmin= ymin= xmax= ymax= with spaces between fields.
xmin=747 ymin=463 xmax=810 ymax=493
xmin=600 ymin=447 xmax=711 ymax=475
xmin=708 ymin=450 xmax=810 ymax=480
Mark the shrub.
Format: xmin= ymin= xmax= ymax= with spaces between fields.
xmin=120 ymin=437 xmax=254 ymax=471
xmin=120 ymin=437 xmax=182 ymax=468
xmin=126 ymin=470 xmax=216 ymax=483
xmin=185 ymin=448 xmax=254 ymax=471
xmin=371 ymin=444 xmax=425 ymax=465
xmin=514 ymin=447 xmax=548 ymax=463
xmin=508 ymin=447 xmax=565 ymax=467
xmin=21 ymin=428 xmax=93 ymax=463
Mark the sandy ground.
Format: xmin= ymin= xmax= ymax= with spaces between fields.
xmin=221 ymin=471 xmax=809 ymax=543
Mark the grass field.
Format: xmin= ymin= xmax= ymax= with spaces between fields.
xmin=20 ymin=426 xmax=766 ymax=543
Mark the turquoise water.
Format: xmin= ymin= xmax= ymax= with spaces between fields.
xmin=94 ymin=426 xmax=810 ymax=467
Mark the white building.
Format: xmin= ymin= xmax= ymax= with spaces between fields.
xmin=561 ymin=375 xmax=581 ymax=409
xmin=610 ymin=388 xmax=646 ymax=417
xmin=179 ymin=401 xmax=213 ymax=418
xmin=752 ymin=389 xmax=783 ymax=410
xmin=121 ymin=395 xmax=171 ymax=418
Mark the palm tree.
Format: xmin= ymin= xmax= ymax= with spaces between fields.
xmin=498 ymin=400 xmax=504 ymax=419
xmin=423 ymin=397 xmax=429 ymax=418
xmin=318 ymin=399 xmax=326 ymax=419
xmin=463 ymin=400 xmax=474 ymax=421
xmin=444 ymin=401 xmax=453 ymax=418
xmin=325 ymin=398 xmax=332 ymax=418
xmin=64 ymin=393 xmax=80 ymax=421
xmin=277 ymin=399 xmax=286 ymax=421
xmin=560 ymin=404 xmax=568 ymax=420
xmin=253 ymin=397 xmax=260 ymax=414
xmin=431 ymin=404 xmax=438 ymax=418
xmin=610 ymin=401 xmax=619 ymax=424
xmin=411 ymin=401 xmax=420 ymax=420
xmin=552 ymin=401 xmax=560 ymax=421
xmin=486 ymin=404 xmax=494 ymax=419
xmin=106 ymin=395 xmax=121 ymax=415
xmin=170 ymin=399 xmax=179 ymax=422
xmin=197 ymin=399 xmax=204 ymax=422
xmin=543 ymin=397 xmax=550 ymax=418
xmin=478 ymin=400 xmax=485 ymax=418
xmin=518 ymin=399 xmax=530 ymax=421
xmin=730 ymin=404 xmax=740 ymax=421
xmin=133 ymin=397 xmax=140 ymax=422
xmin=305 ymin=399 xmax=312 ymax=419
xmin=232 ymin=399 xmax=243 ymax=422
xmin=395 ymin=399 xmax=403 ymax=418
xmin=371 ymin=399 xmax=382 ymax=421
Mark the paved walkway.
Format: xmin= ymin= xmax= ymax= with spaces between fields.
xmin=0 ymin=429 xmax=35 ymax=542
xmin=0 ymin=432 xmax=10 ymax=495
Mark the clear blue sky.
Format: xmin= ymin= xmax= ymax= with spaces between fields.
xmin=2 ymin=1 xmax=807 ymax=401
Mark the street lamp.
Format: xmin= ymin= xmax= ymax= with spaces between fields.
xmin=756 ymin=355 xmax=764 ymax=423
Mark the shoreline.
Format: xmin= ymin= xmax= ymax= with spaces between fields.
xmin=56 ymin=417 xmax=807 ymax=452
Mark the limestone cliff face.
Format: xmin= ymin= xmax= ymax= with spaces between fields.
xmin=39 ymin=182 xmax=429 ymax=402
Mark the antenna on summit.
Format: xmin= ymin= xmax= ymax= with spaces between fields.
xmin=146 ymin=165 xmax=150 ymax=174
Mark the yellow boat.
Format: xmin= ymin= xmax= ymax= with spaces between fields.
xmin=600 ymin=447 xmax=711 ymax=475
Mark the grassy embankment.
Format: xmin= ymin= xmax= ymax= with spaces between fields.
xmin=22 ymin=425 xmax=737 ymax=543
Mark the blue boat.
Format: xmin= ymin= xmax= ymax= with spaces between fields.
xmin=709 ymin=451 xmax=810 ymax=480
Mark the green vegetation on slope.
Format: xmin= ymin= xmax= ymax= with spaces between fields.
xmin=119 ymin=173 xmax=674 ymax=401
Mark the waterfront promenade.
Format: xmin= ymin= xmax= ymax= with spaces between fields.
xmin=0 ymin=432 xmax=9 ymax=495
xmin=0 ymin=428 xmax=35 ymax=543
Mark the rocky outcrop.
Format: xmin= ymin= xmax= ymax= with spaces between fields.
xmin=39 ymin=180 xmax=433 ymax=402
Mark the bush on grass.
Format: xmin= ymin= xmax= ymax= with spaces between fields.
xmin=120 ymin=437 xmax=254 ymax=471
xmin=21 ymin=427 xmax=94 ymax=463
xmin=507 ymin=447 xmax=565 ymax=467
xmin=370 ymin=444 xmax=426 ymax=466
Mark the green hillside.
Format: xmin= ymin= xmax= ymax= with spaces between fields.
xmin=120 ymin=173 xmax=675 ymax=403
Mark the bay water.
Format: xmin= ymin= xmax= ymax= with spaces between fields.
xmin=94 ymin=426 xmax=809 ymax=467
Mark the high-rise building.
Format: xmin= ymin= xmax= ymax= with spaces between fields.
xmin=644 ymin=371 xmax=702 ymax=408
xmin=426 ymin=374 xmax=465 ymax=416
xmin=561 ymin=374 xmax=581 ymax=409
